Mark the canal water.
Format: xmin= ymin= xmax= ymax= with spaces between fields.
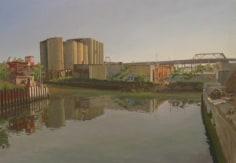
xmin=0 ymin=94 xmax=213 ymax=163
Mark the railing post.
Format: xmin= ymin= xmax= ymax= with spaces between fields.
xmin=0 ymin=90 xmax=2 ymax=107
xmin=3 ymin=89 xmax=6 ymax=107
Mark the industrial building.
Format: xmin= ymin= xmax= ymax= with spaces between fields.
xmin=40 ymin=37 xmax=104 ymax=79
xmin=7 ymin=56 xmax=36 ymax=86
xmin=155 ymin=65 xmax=173 ymax=85
xmin=73 ymin=63 xmax=157 ymax=82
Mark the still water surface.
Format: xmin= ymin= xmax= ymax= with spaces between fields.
xmin=0 ymin=94 xmax=213 ymax=163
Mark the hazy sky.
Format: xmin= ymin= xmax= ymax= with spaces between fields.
xmin=0 ymin=0 xmax=235 ymax=62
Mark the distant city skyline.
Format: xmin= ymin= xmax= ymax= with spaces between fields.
xmin=0 ymin=0 xmax=235 ymax=63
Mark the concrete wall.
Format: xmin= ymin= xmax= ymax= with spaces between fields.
xmin=203 ymin=84 xmax=236 ymax=163
xmin=125 ymin=64 xmax=154 ymax=82
xmin=218 ymin=63 xmax=236 ymax=86
xmin=214 ymin=106 xmax=236 ymax=163
xmin=73 ymin=63 xmax=158 ymax=82
xmin=89 ymin=64 xmax=106 ymax=80
xmin=106 ymin=64 xmax=124 ymax=80
xmin=73 ymin=64 xmax=89 ymax=79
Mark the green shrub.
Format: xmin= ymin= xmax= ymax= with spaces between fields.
xmin=0 ymin=82 xmax=10 ymax=90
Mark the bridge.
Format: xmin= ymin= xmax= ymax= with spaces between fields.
xmin=127 ymin=53 xmax=236 ymax=66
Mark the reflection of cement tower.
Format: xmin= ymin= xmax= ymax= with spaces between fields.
xmin=46 ymin=97 xmax=65 ymax=128
xmin=40 ymin=37 xmax=64 ymax=78
xmin=74 ymin=97 xmax=104 ymax=120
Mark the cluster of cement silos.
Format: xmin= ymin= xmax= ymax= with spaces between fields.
xmin=40 ymin=37 xmax=104 ymax=79
xmin=64 ymin=38 xmax=104 ymax=67
xmin=77 ymin=38 xmax=104 ymax=65
xmin=63 ymin=39 xmax=88 ymax=69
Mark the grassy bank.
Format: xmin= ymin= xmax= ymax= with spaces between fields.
xmin=201 ymin=95 xmax=226 ymax=163
xmin=48 ymin=84 xmax=201 ymax=100
xmin=47 ymin=78 xmax=203 ymax=93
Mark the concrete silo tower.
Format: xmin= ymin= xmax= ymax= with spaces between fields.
xmin=40 ymin=40 xmax=48 ymax=72
xmin=84 ymin=38 xmax=94 ymax=64
xmin=83 ymin=44 xmax=88 ymax=64
xmin=64 ymin=40 xmax=78 ymax=69
xmin=99 ymin=42 xmax=104 ymax=64
xmin=77 ymin=42 xmax=84 ymax=64
xmin=40 ymin=37 xmax=64 ymax=79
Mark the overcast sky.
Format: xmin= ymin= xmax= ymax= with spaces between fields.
xmin=0 ymin=0 xmax=235 ymax=62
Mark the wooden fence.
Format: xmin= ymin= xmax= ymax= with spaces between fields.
xmin=0 ymin=86 xmax=49 ymax=108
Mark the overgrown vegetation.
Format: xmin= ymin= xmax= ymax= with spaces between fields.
xmin=58 ymin=75 xmax=159 ymax=91
xmin=48 ymin=84 xmax=201 ymax=99
xmin=168 ymin=81 xmax=204 ymax=91
xmin=0 ymin=62 xmax=10 ymax=81
xmin=109 ymin=66 xmax=130 ymax=81
xmin=134 ymin=74 xmax=146 ymax=84
xmin=171 ymin=64 xmax=214 ymax=80
xmin=31 ymin=64 xmax=44 ymax=82
xmin=0 ymin=62 xmax=12 ymax=90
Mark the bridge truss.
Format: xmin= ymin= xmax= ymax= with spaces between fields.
xmin=193 ymin=53 xmax=226 ymax=60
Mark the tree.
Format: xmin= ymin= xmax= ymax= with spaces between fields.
xmin=0 ymin=63 xmax=10 ymax=81
xmin=12 ymin=57 xmax=24 ymax=62
xmin=134 ymin=74 xmax=146 ymax=84
xmin=31 ymin=64 xmax=44 ymax=83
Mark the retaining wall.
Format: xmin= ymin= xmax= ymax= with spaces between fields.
xmin=203 ymin=91 xmax=236 ymax=163
xmin=0 ymin=86 xmax=49 ymax=108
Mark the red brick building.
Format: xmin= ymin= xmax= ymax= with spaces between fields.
xmin=7 ymin=56 xmax=36 ymax=85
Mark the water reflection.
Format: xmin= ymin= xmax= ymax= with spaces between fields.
xmin=0 ymin=99 xmax=49 ymax=149
xmin=110 ymin=97 xmax=164 ymax=113
xmin=74 ymin=97 xmax=104 ymax=121
xmin=0 ymin=129 xmax=9 ymax=149
xmin=45 ymin=97 xmax=65 ymax=128
xmin=0 ymin=95 xmax=200 ymax=150
xmin=168 ymin=99 xmax=200 ymax=109
xmin=9 ymin=116 xmax=36 ymax=134
xmin=1 ymin=100 xmax=49 ymax=135
xmin=45 ymin=96 xmax=105 ymax=128
xmin=0 ymin=94 xmax=213 ymax=163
